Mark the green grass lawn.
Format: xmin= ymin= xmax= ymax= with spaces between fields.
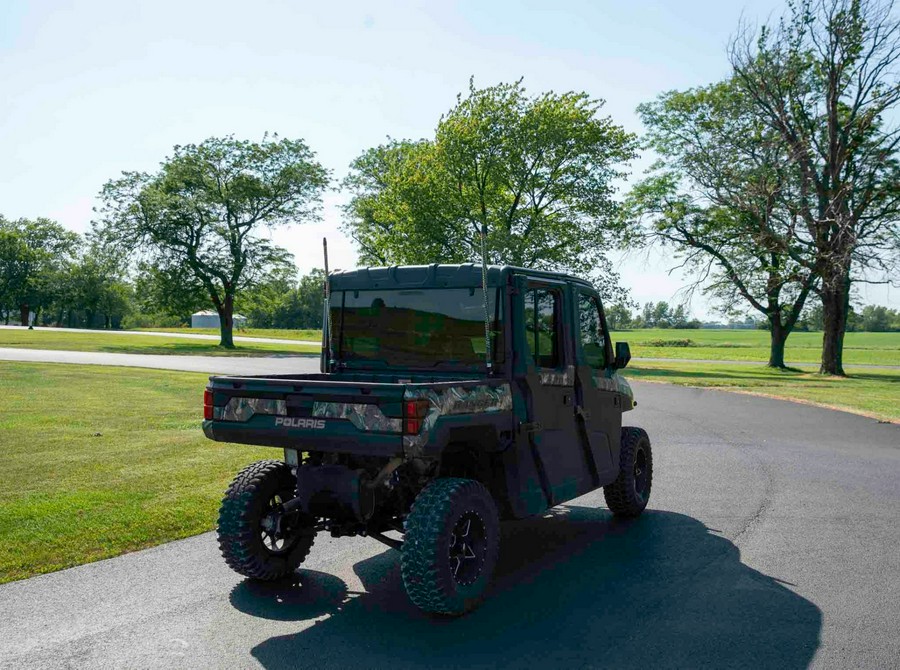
xmin=624 ymin=361 xmax=899 ymax=422
xmin=0 ymin=363 xmax=273 ymax=584
xmin=135 ymin=326 xmax=323 ymax=341
xmin=614 ymin=328 xmax=900 ymax=366
xmin=0 ymin=328 xmax=320 ymax=356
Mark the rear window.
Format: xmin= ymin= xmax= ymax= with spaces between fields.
xmin=331 ymin=288 xmax=503 ymax=369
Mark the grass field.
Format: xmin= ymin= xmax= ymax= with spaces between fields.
xmin=0 ymin=328 xmax=319 ymax=356
xmin=0 ymin=363 xmax=272 ymax=584
xmin=624 ymin=361 xmax=899 ymax=422
xmin=615 ymin=328 xmax=900 ymax=366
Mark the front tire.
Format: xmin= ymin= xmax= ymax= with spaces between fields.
xmin=217 ymin=460 xmax=315 ymax=580
xmin=401 ymin=478 xmax=500 ymax=616
xmin=603 ymin=427 xmax=653 ymax=518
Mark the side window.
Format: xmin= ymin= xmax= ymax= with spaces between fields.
xmin=578 ymin=292 xmax=608 ymax=368
xmin=524 ymin=288 xmax=561 ymax=368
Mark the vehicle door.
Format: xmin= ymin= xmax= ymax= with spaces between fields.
xmin=520 ymin=280 xmax=594 ymax=503
xmin=573 ymin=288 xmax=622 ymax=484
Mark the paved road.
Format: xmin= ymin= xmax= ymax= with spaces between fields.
xmin=0 ymin=347 xmax=320 ymax=375
xmin=1 ymin=382 xmax=897 ymax=669
xmin=0 ymin=324 xmax=319 ymax=346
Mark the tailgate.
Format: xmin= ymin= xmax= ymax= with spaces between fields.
xmin=203 ymin=375 xmax=405 ymax=457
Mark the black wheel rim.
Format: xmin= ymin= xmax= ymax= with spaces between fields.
xmin=448 ymin=511 xmax=487 ymax=586
xmin=633 ymin=447 xmax=649 ymax=502
xmin=260 ymin=493 xmax=297 ymax=555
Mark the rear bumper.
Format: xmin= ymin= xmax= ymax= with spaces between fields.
xmin=202 ymin=418 xmax=403 ymax=458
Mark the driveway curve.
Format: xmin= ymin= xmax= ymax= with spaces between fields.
xmin=0 ymin=372 xmax=897 ymax=668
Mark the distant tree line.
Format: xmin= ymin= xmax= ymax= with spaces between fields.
xmin=0 ymin=213 xmax=327 ymax=331
xmin=0 ymin=215 xmax=131 ymax=329
xmin=796 ymin=303 xmax=900 ymax=332
xmin=604 ymin=300 xmax=900 ymax=331
xmin=605 ymin=302 xmax=702 ymax=330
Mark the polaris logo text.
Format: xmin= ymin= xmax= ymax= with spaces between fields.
xmin=275 ymin=417 xmax=326 ymax=429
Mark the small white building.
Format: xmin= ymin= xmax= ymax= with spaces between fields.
xmin=191 ymin=310 xmax=248 ymax=329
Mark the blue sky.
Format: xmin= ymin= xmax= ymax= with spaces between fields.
xmin=2 ymin=0 xmax=896 ymax=317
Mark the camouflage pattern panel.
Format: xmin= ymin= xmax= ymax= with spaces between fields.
xmin=402 ymin=383 xmax=513 ymax=457
xmin=312 ymin=402 xmax=402 ymax=433
xmin=217 ymin=397 xmax=287 ymax=422
xmin=538 ymin=365 xmax=575 ymax=387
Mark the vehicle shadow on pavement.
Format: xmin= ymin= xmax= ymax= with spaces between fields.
xmin=237 ymin=506 xmax=822 ymax=669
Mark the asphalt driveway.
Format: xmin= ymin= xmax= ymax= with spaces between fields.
xmin=0 ymin=347 xmax=320 ymax=375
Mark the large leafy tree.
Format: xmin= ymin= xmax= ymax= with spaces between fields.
xmin=0 ymin=215 xmax=80 ymax=326
xmin=343 ymin=79 xmax=638 ymax=299
xmin=94 ymin=135 xmax=329 ymax=347
xmin=729 ymin=0 xmax=900 ymax=374
xmin=627 ymin=81 xmax=819 ymax=368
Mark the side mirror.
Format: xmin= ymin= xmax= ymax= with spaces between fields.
xmin=613 ymin=341 xmax=631 ymax=370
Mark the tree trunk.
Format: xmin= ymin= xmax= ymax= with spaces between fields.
xmin=19 ymin=303 xmax=29 ymax=327
xmin=767 ymin=320 xmax=788 ymax=368
xmin=218 ymin=294 xmax=235 ymax=348
xmin=820 ymin=276 xmax=850 ymax=376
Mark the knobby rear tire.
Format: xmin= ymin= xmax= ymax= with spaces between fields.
xmin=217 ymin=459 xmax=315 ymax=580
xmin=401 ymin=478 xmax=500 ymax=616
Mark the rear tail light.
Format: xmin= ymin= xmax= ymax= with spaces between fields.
xmin=403 ymin=399 xmax=430 ymax=435
xmin=203 ymin=389 xmax=213 ymax=420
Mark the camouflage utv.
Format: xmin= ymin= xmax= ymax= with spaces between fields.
xmin=203 ymin=264 xmax=652 ymax=615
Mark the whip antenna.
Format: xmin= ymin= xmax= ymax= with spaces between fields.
xmin=323 ymin=237 xmax=333 ymax=369
xmin=480 ymin=223 xmax=492 ymax=373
